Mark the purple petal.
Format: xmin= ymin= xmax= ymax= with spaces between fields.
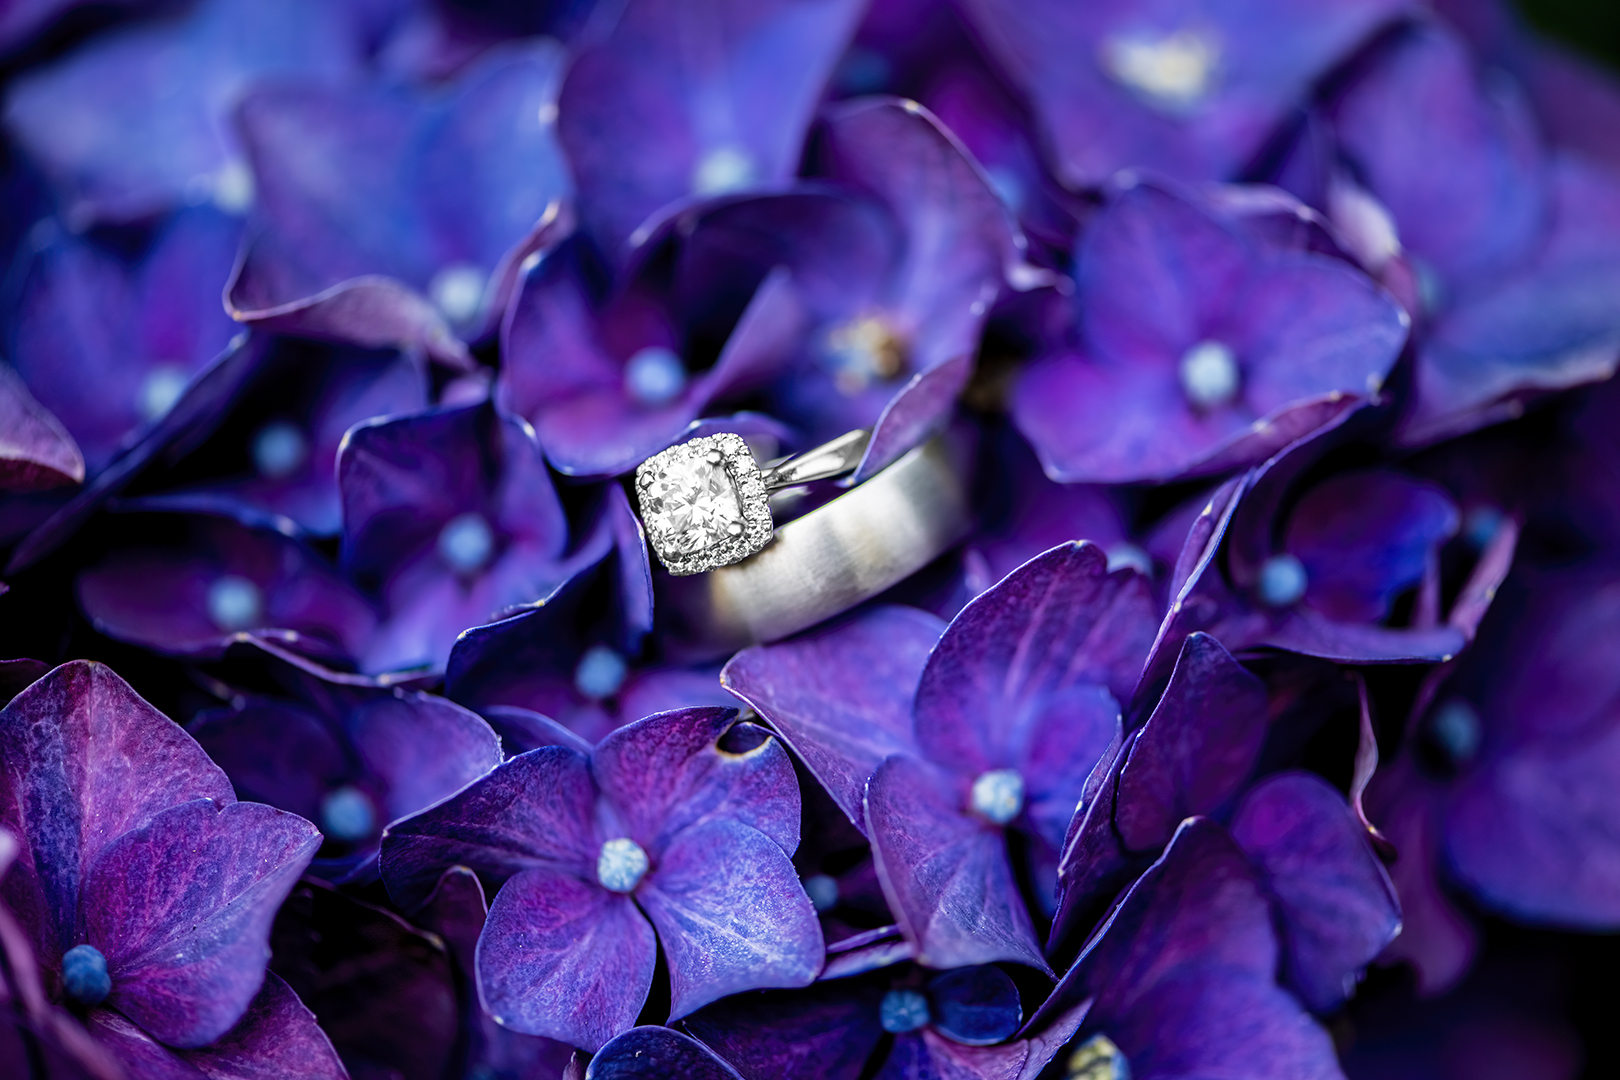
xmin=639 ymin=818 xmax=823 ymax=1019
xmin=2 ymin=0 xmax=362 ymax=222
xmin=379 ymin=747 xmax=598 ymax=912
xmin=0 ymin=661 xmax=234 ymax=966
xmin=1113 ymin=633 xmax=1270 ymax=852
xmin=915 ymin=542 xmax=1153 ymax=777
xmin=347 ymin=692 xmax=503 ymax=825
xmin=91 ymin=972 xmax=346 ymax=1080
xmin=591 ymin=706 xmax=799 ymax=856
xmin=1017 ymin=685 xmax=1122 ymax=853
xmin=959 ymin=0 xmax=1412 ymax=186
xmin=556 ymin=0 xmax=864 ymax=254
xmin=476 ymin=867 xmax=656 ymax=1051
xmin=230 ymin=43 xmax=568 ymax=360
xmin=77 ymin=513 xmax=377 ymax=665
xmin=681 ymin=979 xmax=885 ymax=1080
xmin=1232 ymin=772 xmax=1400 ymax=1013
xmin=722 ymin=606 xmax=941 ymax=830
xmin=0 ymin=362 xmax=83 ymax=491
xmin=87 ymin=799 xmax=318 ymax=1047
xmin=189 ymin=702 xmax=348 ymax=822
xmin=587 ymin=1026 xmax=745 ymax=1080
xmin=865 ymin=754 xmax=1047 ymax=972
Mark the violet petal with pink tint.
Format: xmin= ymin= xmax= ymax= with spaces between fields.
xmin=915 ymin=542 xmax=1153 ymax=776
xmin=591 ymin=707 xmax=800 ymax=856
xmin=476 ymin=867 xmax=656 ymax=1051
xmin=865 ymin=754 xmax=1047 ymax=972
xmin=638 ymin=818 xmax=823 ymax=1019
xmin=0 ymin=363 xmax=83 ymax=492
xmin=1232 ymin=772 xmax=1401 ymax=1013
xmin=722 ymin=606 xmax=941 ymax=830
xmin=379 ymin=747 xmax=598 ymax=912
xmin=1114 ymin=633 xmax=1269 ymax=853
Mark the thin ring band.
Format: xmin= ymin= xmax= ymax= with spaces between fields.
xmin=661 ymin=433 xmax=972 ymax=655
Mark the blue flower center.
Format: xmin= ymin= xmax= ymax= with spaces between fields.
xmin=210 ymin=159 xmax=255 ymax=213
xmin=1177 ymin=340 xmax=1240 ymax=410
xmin=1105 ymin=543 xmax=1152 ymax=576
xmin=320 ymin=785 xmax=378 ymax=843
xmin=879 ymin=989 xmax=931 ymax=1033
xmin=597 ymin=838 xmax=649 ymax=894
xmin=252 ymin=420 xmax=309 ymax=480
xmin=1463 ymin=505 xmax=1505 ymax=550
xmin=438 ymin=512 xmax=495 ymax=575
xmin=824 ymin=316 xmax=907 ymax=394
xmin=1427 ymin=700 xmax=1482 ymax=769
xmin=429 ymin=264 xmax=486 ymax=324
xmin=1101 ymin=28 xmax=1220 ymax=113
xmin=691 ymin=145 xmax=756 ymax=195
xmin=1257 ymin=554 xmax=1308 ymax=608
xmin=206 ymin=575 xmax=263 ymax=632
xmin=1067 ymin=1033 xmax=1132 ymax=1080
xmin=624 ymin=347 xmax=688 ymax=407
xmin=62 ymin=944 xmax=111 ymax=1007
xmin=803 ymin=873 xmax=840 ymax=913
xmin=969 ymin=769 xmax=1025 ymax=826
xmin=138 ymin=365 xmax=190 ymax=422
xmin=574 ymin=644 xmax=629 ymax=701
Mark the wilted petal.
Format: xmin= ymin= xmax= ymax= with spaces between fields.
xmin=915 ymin=542 xmax=1150 ymax=778
xmin=865 ymin=754 xmax=1046 ymax=972
xmin=379 ymin=747 xmax=598 ymax=912
xmin=557 ymin=0 xmax=864 ymax=253
xmin=1113 ymin=633 xmax=1270 ymax=852
xmin=477 ymin=867 xmax=656 ymax=1051
xmin=587 ymin=1026 xmax=745 ymax=1080
xmin=0 ymin=661 xmax=234 ymax=965
xmin=723 ymin=606 xmax=941 ymax=830
xmin=639 ymin=818 xmax=823 ymax=1019
xmin=1232 ymin=773 xmax=1401 ymax=1013
xmin=592 ymin=707 xmax=800 ymax=855
xmin=85 ymin=799 xmax=318 ymax=1047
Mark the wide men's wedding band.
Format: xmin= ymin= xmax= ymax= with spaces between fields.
xmin=658 ymin=433 xmax=972 ymax=653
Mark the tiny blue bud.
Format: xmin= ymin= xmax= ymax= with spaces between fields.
xmin=597 ymin=838 xmax=650 ymax=894
xmin=1428 ymin=700 xmax=1482 ymax=768
xmin=320 ymin=785 xmax=377 ymax=843
xmin=574 ymin=644 xmax=629 ymax=701
xmin=879 ymin=989 xmax=931 ymax=1034
xmin=62 ymin=944 xmax=111 ymax=1006
xmin=1178 ymin=340 xmax=1240 ymax=410
xmin=206 ymin=575 xmax=263 ymax=632
xmin=252 ymin=420 xmax=309 ymax=480
xmin=1463 ymin=505 xmax=1505 ymax=550
xmin=624 ymin=347 xmax=687 ymax=407
xmin=1257 ymin=553 xmax=1308 ymax=608
xmin=138 ymin=365 xmax=190 ymax=422
xmin=1105 ymin=543 xmax=1153 ymax=576
xmin=438 ymin=512 xmax=495 ymax=575
xmin=804 ymin=873 xmax=840 ymax=913
xmin=969 ymin=769 xmax=1025 ymax=826
xmin=429 ymin=264 xmax=486 ymax=324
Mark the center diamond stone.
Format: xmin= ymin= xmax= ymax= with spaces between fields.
xmin=635 ymin=433 xmax=773 ymax=575
xmin=642 ymin=452 xmax=744 ymax=556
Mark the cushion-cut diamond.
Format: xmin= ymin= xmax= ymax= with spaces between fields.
xmin=641 ymin=451 xmax=745 ymax=557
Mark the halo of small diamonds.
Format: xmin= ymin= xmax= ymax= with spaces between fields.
xmin=634 ymin=433 xmax=773 ymax=575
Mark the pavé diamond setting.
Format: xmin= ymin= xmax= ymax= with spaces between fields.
xmin=635 ymin=433 xmax=773 ymax=575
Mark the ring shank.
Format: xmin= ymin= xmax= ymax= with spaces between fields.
xmin=663 ymin=434 xmax=972 ymax=655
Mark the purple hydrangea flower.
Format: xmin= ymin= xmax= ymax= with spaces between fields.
xmin=228 ymin=41 xmax=571 ymax=366
xmin=1309 ymin=23 xmax=1620 ymax=444
xmin=0 ymin=661 xmax=339 ymax=1076
xmin=1012 ymin=179 xmax=1408 ymax=483
xmin=555 ymin=0 xmax=866 ymax=256
xmin=956 ymin=0 xmax=1415 ymax=187
xmin=77 ymin=511 xmax=378 ymax=669
xmin=379 ymin=705 xmax=822 ymax=1051
xmin=2 ymin=0 xmax=367 ymax=223
xmin=190 ymin=686 xmax=503 ymax=881
xmin=726 ymin=542 xmax=1158 ymax=970
xmin=338 ymin=401 xmax=612 ymax=673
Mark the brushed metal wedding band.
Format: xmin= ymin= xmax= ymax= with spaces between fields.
xmin=657 ymin=433 xmax=972 ymax=655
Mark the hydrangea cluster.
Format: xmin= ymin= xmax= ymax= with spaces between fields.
xmin=1 ymin=0 xmax=1618 ymax=1077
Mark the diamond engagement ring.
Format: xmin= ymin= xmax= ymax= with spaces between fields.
xmin=640 ymin=429 xmax=973 ymax=653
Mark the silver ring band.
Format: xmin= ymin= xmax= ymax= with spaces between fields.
xmin=657 ymin=433 xmax=972 ymax=654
